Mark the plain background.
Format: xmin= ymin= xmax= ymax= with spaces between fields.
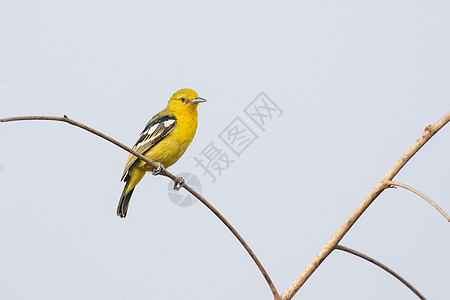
xmin=1 ymin=1 xmax=449 ymax=299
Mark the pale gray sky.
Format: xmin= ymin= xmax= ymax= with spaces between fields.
xmin=1 ymin=1 xmax=449 ymax=299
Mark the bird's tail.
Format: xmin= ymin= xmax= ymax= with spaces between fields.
xmin=117 ymin=168 xmax=145 ymax=218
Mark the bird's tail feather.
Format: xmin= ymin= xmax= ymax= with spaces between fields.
xmin=117 ymin=173 xmax=134 ymax=218
xmin=117 ymin=167 xmax=145 ymax=218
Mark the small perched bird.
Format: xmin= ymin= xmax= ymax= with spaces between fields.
xmin=117 ymin=88 xmax=206 ymax=218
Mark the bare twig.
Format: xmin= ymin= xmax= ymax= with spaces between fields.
xmin=281 ymin=112 xmax=450 ymax=300
xmin=0 ymin=115 xmax=280 ymax=299
xmin=387 ymin=181 xmax=450 ymax=222
xmin=335 ymin=245 xmax=425 ymax=299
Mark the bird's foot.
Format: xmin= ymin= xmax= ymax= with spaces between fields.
xmin=173 ymin=176 xmax=185 ymax=191
xmin=152 ymin=163 xmax=165 ymax=176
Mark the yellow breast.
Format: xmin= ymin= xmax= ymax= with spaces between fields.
xmin=139 ymin=109 xmax=198 ymax=171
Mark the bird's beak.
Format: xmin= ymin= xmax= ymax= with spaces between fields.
xmin=188 ymin=97 xmax=207 ymax=104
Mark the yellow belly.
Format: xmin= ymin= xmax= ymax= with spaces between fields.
xmin=137 ymin=117 xmax=198 ymax=171
xmin=137 ymin=137 xmax=188 ymax=171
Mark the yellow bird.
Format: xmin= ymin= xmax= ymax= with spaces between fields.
xmin=117 ymin=88 xmax=206 ymax=218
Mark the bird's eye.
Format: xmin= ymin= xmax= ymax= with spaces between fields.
xmin=180 ymin=97 xmax=186 ymax=103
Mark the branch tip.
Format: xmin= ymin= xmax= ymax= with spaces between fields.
xmin=387 ymin=181 xmax=450 ymax=222
xmin=335 ymin=245 xmax=426 ymax=299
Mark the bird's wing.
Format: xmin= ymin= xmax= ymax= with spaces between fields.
xmin=121 ymin=113 xmax=177 ymax=180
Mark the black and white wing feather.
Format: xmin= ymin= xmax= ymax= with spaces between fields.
xmin=121 ymin=115 xmax=176 ymax=180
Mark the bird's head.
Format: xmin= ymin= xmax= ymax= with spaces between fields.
xmin=167 ymin=88 xmax=207 ymax=114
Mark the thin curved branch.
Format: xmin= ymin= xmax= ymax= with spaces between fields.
xmin=335 ymin=245 xmax=425 ymax=299
xmin=0 ymin=115 xmax=280 ymax=299
xmin=281 ymin=112 xmax=450 ymax=300
xmin=387 ymin=181 xmax=450 ymax=222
